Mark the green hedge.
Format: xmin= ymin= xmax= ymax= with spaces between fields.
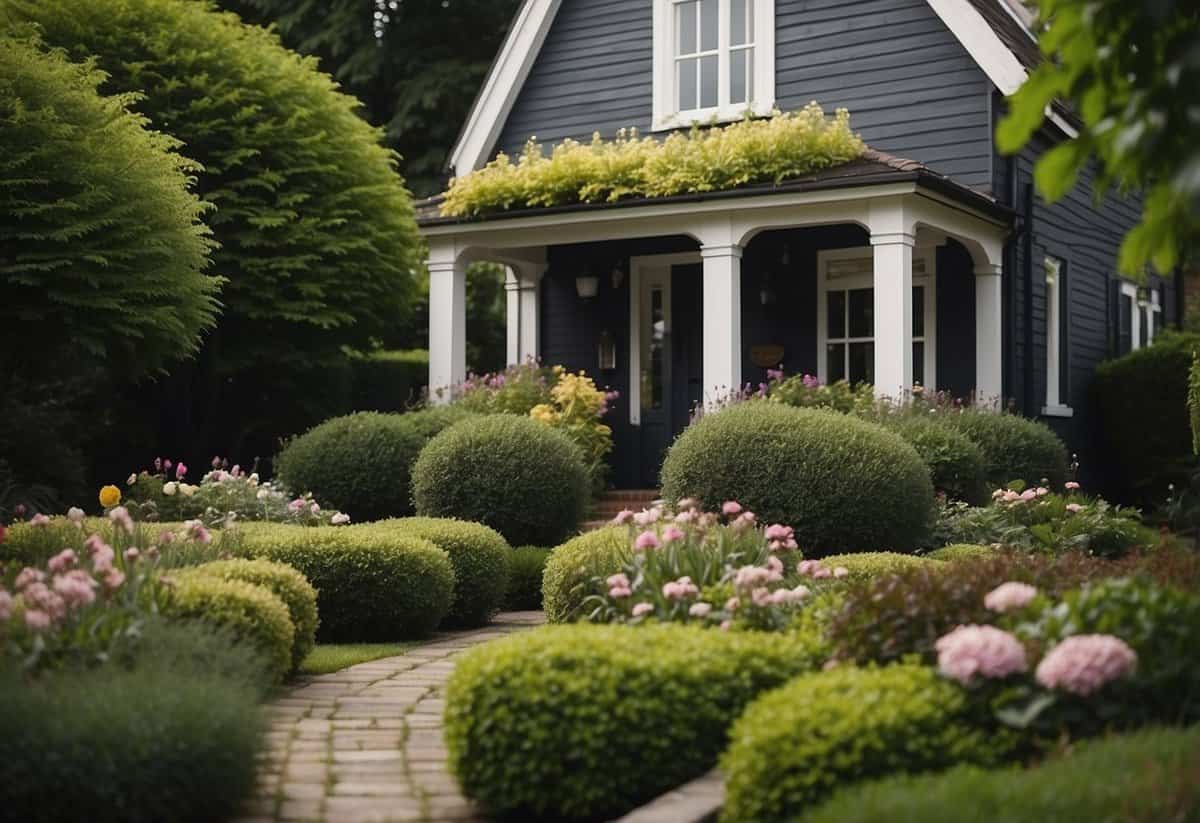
xmin=938 ymin=410 xmax=1069 ymax=490
xmin=820 ymin=551 xmax=940 ymax=582
xmin=412 ymin=414 xmax=590 ymax=547
xmin=1093 ymin=332 xmax=1200 ymax=505
xmin=542 ymin=527 xmax=629 ymax=623
xmin=189 ymin=558 xmax=318 ymax=673
xmin=239 ymin=523 xmax=454 ymax=642
xmin=362 ymin=518 xmax=510 ymax=628
xmin=721 ymin=664 xmax=1004 ymax=823
xmin=506 ymin=547 xmax=551 ymax=611
xmin=926 ymin=543 xmax=995 ymax=562
xmin=661 ymin=403 xmax=935 ymax=554
xmin=274 ymin=407 xmax=472 ymax=522
xmin=350 ymin=348 xmax=429 ymax=412
xmin=798 ymin=725 xmax=1200 ymax=823
xmin=882 ymin=416 xmax=988 ymax=504
xmin=444 ymin=623 xmax=826 ymax=821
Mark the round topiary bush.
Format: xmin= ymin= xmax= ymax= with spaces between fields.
xmin=239 ymin=523 xmax=454 ymax=642
xmin=881 ymin=416 xmax=988 ymax=504
xmin=189 ymin=558 xmax=319 ymax=673
xmin=412 ymin=414 xmax=589 ymax=547
xmin=660 ymin=403 xmax=935 ymax=554
xmin=275 ymin=407 xmax=472 ymax=522
xmin=820 ymin=551 xmax=941 ymax=582
xmin=926 ymin=543 xmax=995 ymax=562
xmin=542 ymin=527 xmax=630 ymax=623
xmin=363 ymin=518 xmax=510 ymax=628
xmin=505 ymin=547 xmax=551 ymax=611
xmin=938 ymin=410 xmax=1069 ymax=490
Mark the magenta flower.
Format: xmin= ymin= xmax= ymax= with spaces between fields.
xmin=176 ymin=462 xmax=188 ymax=479
xmin=935 ymin=625 xmax=1028 ymax=684
xmin=984 ymin=581 xmax=1038 ymax=613
xmin=634 ymin=531 xmax=660 ymax=550
xmin=1035 ymin=634 xmax=1137 ymax=696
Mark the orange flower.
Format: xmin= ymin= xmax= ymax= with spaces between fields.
xmin=98 ymin=485 xmax=121 ymax=508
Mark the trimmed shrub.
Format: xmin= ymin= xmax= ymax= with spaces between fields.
xmin=505 ymin=547 xmax=551 ymax=611
xmin=163 ymin=575 xmax=295 ymax=684
xmin=363 ymin=518 xmax=510 ymax=628
xmin=274 ymin=407 xmax=472 ymax=522
xmin=882 ymin=416 xmax=988 ymax=504
xmin=239 ymin=523 xmax=454 ymax=642
xmin=1093 ymin=331 xmax=1200 ymax=505
xmin=542 ymin=527 xmax=629 ymax=623
xmin=820 ymin=551 xmax=940 ymax=581
xmin=0 ymin=619 xmax=265 ymax=823
xmin=189 ymin=558 xmax=319 ymax=672
xmin=938 ymin=410 xmax=1070 ymax=489
xmin=720 ymin=664 xmax=1004 ymax=823
xmin=0 ymin=517 xmax=233 ymax=569
xmin=444 ymin=623 xmax=826 ymax=820
xmin=412 ymin=414 xmax=590 ymax=547
xmin=660 ymin=403 xmax=935 ymax=554
xmin=926 ymin=543 xmax=995 ymax=562
xmin=350 ymin=348 xmax=429 ymax=412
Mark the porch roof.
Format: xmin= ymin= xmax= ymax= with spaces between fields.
xmin=415 ymin=150 xmax=1015 ymax=230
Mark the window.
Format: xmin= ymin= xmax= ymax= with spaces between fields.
xmin=652 ymin=0 xmax=774 ymax=130
xmin=1042 ymin=256 xmax=1071 ymax=417
xmin=1117 ymin=281 xmax=1162 ymax=355
xmin=817 ymin=248 xmax=936 ymax=389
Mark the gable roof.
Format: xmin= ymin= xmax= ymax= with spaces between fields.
xmin=448 ymin=0 xmax=1073 ymax=177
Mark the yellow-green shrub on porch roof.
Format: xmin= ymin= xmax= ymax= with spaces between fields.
xmin=440 ymin=103 xmax=867 ymax=217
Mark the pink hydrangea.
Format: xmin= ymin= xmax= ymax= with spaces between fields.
xmin=1035 ymin=634 xmax=1137 ymax=696
xmin=721 ymin=501 xmax=743 ymax=516
xmin=607 ymin=573 xmax=632 ymax=598
xmin=53 ymin=570 xmax=98 ymax=608
xmin=750 ymin=587 xmax=772 ymax=607
xmin=103 ymin=569 xmax=126 ymax=590
xmin=765 ymin=555 xmax=784 ymax=582
xmin=1065 ymin=481 xmax=1081 ymax=491
xmin=984 ymin=581 xmax=1038 ymax=613
xmin=631 ymin=602 xmax=654 ymax=618
xmin=662 ymin=576 xmax=699 ymax=601
xmin=935 ymin=625 xmax=1028 ymax=684
xmin=734 ymin=565 xmax=772 ymax=589
xmin=47 ymin=549 xmax=77 ymax=574
xmin=13 ymin=567 xmax=45 ymax=590
xmin=765 ymin=524 xmax=798 ymax=552
xmin=661 ymin=526 xmax=686 ymax=543
xmin=24 ymin=609 xmax=51 ymax=631
xmin=634 ymin=531 xmax=660 ymax=551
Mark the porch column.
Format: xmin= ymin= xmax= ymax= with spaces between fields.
xmin=700 ymin=243 xmax=743 ymax=402
xmin=427 ymin=254 xmax=466 ymax=403
xmin=975 ymin=263 xmax=1003 ymax=407
xmin=870 ymin=231 xmax=914 ymax=399
xmin=516 ymin=264 xmax=543 ymax=363
xmin=504 ymin=267 xmax=521 ymax=365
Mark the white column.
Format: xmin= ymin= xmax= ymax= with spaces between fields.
xmin=517 ymin=266 xmax=542 ymax=362
xmin=504 ymin=267 xmax=521 ymax=366
xmin=700 ymin=243 xmax=743 ymax=402
xmin=975 ymin=263 xmax=1003 ymax=407
xmin=870 ymin=231 xmax=914 ymax=399
xmin=427 ymin=256 xmax=466 ymax=403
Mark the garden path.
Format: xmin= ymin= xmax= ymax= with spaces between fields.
xmin=235 ymin=611 xmax=545 ymax=823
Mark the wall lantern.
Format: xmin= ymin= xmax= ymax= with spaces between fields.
xmin=576 ymin=275 xmax=600 ymax=299
xmin=611 ymin=261 xmax=627 ymax=289
xmin=598 ymin=328 xmax=617 ymax=371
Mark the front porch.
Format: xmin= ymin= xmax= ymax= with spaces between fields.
xmin=420 ymin=155 xmax=1012 ymax=488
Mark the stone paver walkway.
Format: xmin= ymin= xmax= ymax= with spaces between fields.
xmin=235 ymin=611 xmax=545 ymax=823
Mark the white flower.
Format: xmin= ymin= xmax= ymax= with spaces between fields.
xmin=256 ymin=489 xmax=270 ymax=501
xmin=331 ymin=513 xmax=351 ymax=526
xmin=66 ymin=507 xmax=85 ymax=524
xmin=179 ymin=484 xmax=197 ymax=497
xmin=248 ymin=473 xmax=259 ymax=485
xmin=127 ymin=473 xmax=138 ymax=486
xmin=162 ymin=482 xmax=178 ymax=496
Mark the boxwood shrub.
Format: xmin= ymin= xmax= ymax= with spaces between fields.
xmin=926 ymin=543 xmax=995 ymax=562
xmin=188 ymin=558 xmax=318 ymax=673
xmin=937 ymin=410 xmax=1069 ymax=490
xmin=505 ymin=546 xmax=551 ymax=611
xmin=720 ymin=664 xmax=1005 ymax=823
xmin=412 ymin=414 xmax=590 ymax=547
xmin=798 ymin=725 xmax=1200 ymax=823
xmin=882 ymin=415 xmax=988 ymax=504
xmin=239 ymin=523 xmax=453 ymax=642
xmin=274 ymin=407 xmax=472 ymax=522
xmin=820 ymin=551 xmax=940 ymax=581
xmin=362 ymin=518 xmax=510 ymax=628
xmin=542 ymin=527 xmax=630 ymax=623
xmin=444 ymin=623 xmax=826 ymax=821
xmin=661 ymin=403 xmax=935 ymax=554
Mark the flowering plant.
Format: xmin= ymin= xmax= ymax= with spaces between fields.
xmin=443 ymin=360 xmax=557 ymax=414
xmin=530 ymin=370 xmax=617 ymax=493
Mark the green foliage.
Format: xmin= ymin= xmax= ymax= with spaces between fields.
xmin=412 ymin=414 xmax=590 ymax=547
xmin=0 ymin=35 xmax=217 ymax=381
xmin=542 ymin=527 xmax=630 ymax=623
xmin=363 ymin=518 xmax=510 ymax=628
xmin=798 ymin=725 xmax=1200 ymax=823
xmin=996 ymin=0 xmax=1200 ymax=275
xmin=769 ymin=375 xmax=877 ymax=414
xmin=275 ymin=408 xmax=473 ymax=522
xmin=189 ymin=558 xmax=318 ymax=673
xmin=660 ymin=402 xmax=935 ymax=554
xmin=164 ymin=574 xmax=295 ymax=684
xmin=721 ymin=663 xmax=1003 ymax=823
xmin=1093 ymin=332 xmax=1200 ymax=504
xmin=441 ymin=104 xmax=867 ymax=216
xmin=444 ymin=623 xmax=826 ymax=821
xmin=926 ymin=543 xmax=996 ymax=562
xmin=349 ymin=349 xmax=429 ymax=412
xmin=238 ymin=523 xmax=454 ymax=642
xmin=938 ymin=410 xmax=1070 ymax=489
xmin=881 ymin=416 xmax=988 ymax=504
xmin=505 ymin=547 xmax=550 ymax=611
xmin=300 ymin=643 xmax=413 ymax=676
xmin=448 ymin=360 xmax=557 ymax=413
xmin=0 ymin=619 xmax=266 ymax=823
xmin=820 ymin=551 xmax=941 ymax=582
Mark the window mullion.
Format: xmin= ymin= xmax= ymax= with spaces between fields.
xmin=718 ymin=0 xmax=730 ymax=110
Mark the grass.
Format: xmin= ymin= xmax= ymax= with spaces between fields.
xmin=299 ymin=643 xmax=414 ymax=675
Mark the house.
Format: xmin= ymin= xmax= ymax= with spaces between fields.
xmin=416 ymin=0 xmax=1182 ymax=489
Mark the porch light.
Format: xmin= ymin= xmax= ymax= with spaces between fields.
xmin=598 ymin=329 xmax=617 ymax=371
xmin=576 ymin=275 xmax=600 ymax=299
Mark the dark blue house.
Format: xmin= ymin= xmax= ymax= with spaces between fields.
xmin=418 ymin=0 xmax=1180 ymax=488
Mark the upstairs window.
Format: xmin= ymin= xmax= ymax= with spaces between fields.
xmin=1043 ymin=256 xmax=1071 ymax=417
xmin=1117 ymin=281 xmax=1161 ymax=355
xmin=653 ymin=0 xmax=775 ymax=130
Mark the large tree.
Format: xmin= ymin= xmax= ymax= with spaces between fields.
xmin=998 ymin=0 xmax=1200 ymax=274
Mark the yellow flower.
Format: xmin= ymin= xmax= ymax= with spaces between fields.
xmin=530 ymin=404 xmax=559 ymax=425
xmin=98 ymin=485 xmax=121 ymax=508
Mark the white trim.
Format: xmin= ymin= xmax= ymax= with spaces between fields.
xmin=1043 ymin=255 xmax=1069 ymax=413
xmin=628 ymin=252 xmax=702 ymax=425
xmin=924 ymin=0 xmax=1028 ymax=96
xmin=1041 ymin=404 xmax=1074 ymax=418
xmin=447 ymin=0 xmax=562 ymax=176
xmin=997 ymin=0 xmax=1038 ymax=37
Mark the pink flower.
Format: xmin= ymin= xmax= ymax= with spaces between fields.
xmin=661 ymin=526 xmax=686 ymax=543
xmin=725 ymin=596 xmax=740 ymax=612
xmin=157 ymin=531 xmax=175 ymax=545
xmin=674 ymin=510 xmax=698 ymax=524
xmin=47 ymin=549 xmax=77 ymax=573
xmin=751 ymin=587 xmax=772 ymax=607
xmin=811 ymin=566 xmax=833 ymax=579
xmin=1065 ymin=481 xmax=1081 ymax=491
xmin=1035 ymin=635 xmax=1137 ymax=696
xmin=765 ymin=524 xmax=791 ymax=541
xmin=1066 ymin=503 xmax=1084 ymax=513
xmin=108 ymin=506 xmax=133 ymax=534
xmin=1035 ymin=487 xmax=1049 ymax=497
xmin=288 ymin=498 xmax=306 ymax=512
xmin=662 ymin=576 xmax=699 ymax=600
xmin=24 ymin=609 xmax=51 ymax=631
xmin=310 ymin=502 xmax=321 ymax=514
xmin=67 ymin=507 xmax=85 ymax=525
xmin=634 ymin=531 xmax=660 ymax=550
xmin=676 ymin=497 xmax=699 ymax=511
xmin=722 ymin=501 xmax=743 ymax=516
xmin=92 ymin=543 xmax=115 ymax=574
xmin=689 ymin=602 xmax=712 ymax=618
xmin=176 ymin=462 xmax=188 ymax=479
xmin=53 ymin=570 xmax=97 ymax=608
xmin=1019 ymin=489 xmax=1038 ymax=502
xmin=734 ymin=565 xmax=771 ymax=589
xmin=606 ymin=573 xmax=632 ymax=599
xmin=22 ymin=582 xmax=65 ymax=620
xmin=720 ymin=619 xmax=733 ymax=631
xmin=632 ymin=602 xmax=654 ymax=618
xmin=331 ymin=513 xmax=351 ymax=526
xmin=833 ymin=566 xmax=849 ymax=579
xmin=0 ymin=589 xmax=11 ymax=621
xmin=29 ymin=513 xmax=51 ymax=527
xmin=13 ymin=567 xmax=45 ymax=590
xmin=633 ymin=507 xmax=662 ymax=526
xmin=935 ymin=625 xmax=1028 ymax=684
xmin=984 ymin=581 xmax=1038 ymax=613
xmin=124 ymin=547 xmax=140 ymax=563
xmin=797 ymin=559 xmax=820 ymax=576
xmin=765 ymin=555 xmax=784 ymax=582
xmin=103 ymin=569 xmax=126 ymax=590
xmin=612 ymin=509 xmax=635 ymax=525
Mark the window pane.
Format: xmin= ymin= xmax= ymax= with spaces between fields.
xmin=912 ymin=285 xmax=925 ymax=337
xmin=649 ymin=288 xmax=665 ymax=410
xmin=678 ymin=57 xmax=697 ymax=110
xmin=1139 ymin=306 xmax=1149 ymax=348
xmin=848 ymin=288 xmax=873 ymax=338
xmin=1118 ymin=294 xmax=1133 ymax=355
xmin=677 ymin=1 xmax=697 ymax=55
xmin=700 ymin=54 xmax=718 ymax=108
xmin=827 ymin=290 xmax=846 ymax=340
xmin=913 ymin=341 xmax=925 ymax=386
xmin=700 ymin=0 xmax=718 ymax=50
xmin=827 ymin=343 xmax=846 ymax=383
xmin=730 ymin=48 xmax=747 ymax=104
xmin=731 ymin=0 xmax=748 ymax=45
xmin=849 ymin=342 xmax=874 ymax=386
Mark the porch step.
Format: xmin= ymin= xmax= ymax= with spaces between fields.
xmin=584 ymin=489 xmax=662 ymax=531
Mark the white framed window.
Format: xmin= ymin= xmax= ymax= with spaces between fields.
xmin=1117 ymin=281 xmax=1162 ymax=355
xmin=1042 ymin=256 xmax=1072 ymax=417
xmin=816 ymin=247 xmax=937 ymax=390
xmin=651 ymin=0 xmax=775 ymax=131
